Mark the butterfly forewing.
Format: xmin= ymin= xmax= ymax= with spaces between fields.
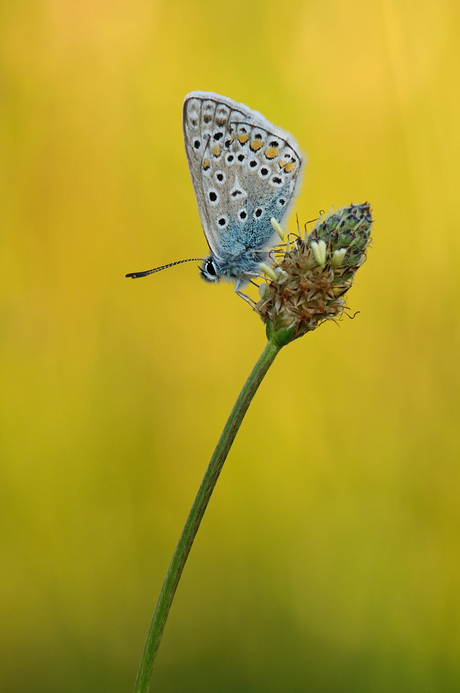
xmin=183 ymin=92 xmax=305 ymax=260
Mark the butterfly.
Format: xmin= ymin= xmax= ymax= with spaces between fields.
xmin=127 ymin=92 xmax=306 ymax=303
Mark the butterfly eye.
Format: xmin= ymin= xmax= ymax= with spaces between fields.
xmin=206 ymin=260 xmax=217 ymax=276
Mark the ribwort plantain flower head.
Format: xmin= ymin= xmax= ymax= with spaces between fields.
xmin=256 ymin=203 xmax=374 ymax=347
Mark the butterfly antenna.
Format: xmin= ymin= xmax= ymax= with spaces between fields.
xmin=126 ymin=258 xmax=204 ymax=279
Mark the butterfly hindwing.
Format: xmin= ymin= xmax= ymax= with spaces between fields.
xmin=183 ymin=92 xmax=305 ymax=260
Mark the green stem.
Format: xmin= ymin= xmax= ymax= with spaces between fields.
xmin=134 ymin=338 xmax=282 ymax=693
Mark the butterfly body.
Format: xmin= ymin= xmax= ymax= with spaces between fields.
xmin=199 ymin=247 xmax=272 ymax=285
xmin=183 ymin=92 xmax=306 ymax=296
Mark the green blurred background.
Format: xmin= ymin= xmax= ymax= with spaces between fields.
xmin=1 ymin=0 xmax=459 ymax=691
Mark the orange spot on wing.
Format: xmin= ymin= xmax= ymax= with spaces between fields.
xmin=250 ymin=140 xmax=263 ymax=151
xmin=203 ymin=159 xmax=210 ymax=170
xmin=265 ymin=147 xmax=279 ymax=159
xmin=212 ymin=144 xmax=221 ymax=157
xmin=284 ymin=161 xmax=296 ymax=173
xmin=238 ymin=134 xmax=249 ymax=144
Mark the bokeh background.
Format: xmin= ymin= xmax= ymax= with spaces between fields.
xmin=1 ymin=0 xmax=460 ymax=691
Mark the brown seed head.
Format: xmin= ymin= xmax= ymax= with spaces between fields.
xmin=256 ymin=203 xmax=373 ymax=345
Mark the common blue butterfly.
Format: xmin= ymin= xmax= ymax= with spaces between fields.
xmin=127 ymin=92 xmax=306 ymax=303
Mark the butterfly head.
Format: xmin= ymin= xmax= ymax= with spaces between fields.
xmin=199 ymin=256 xmax=221 ymax=283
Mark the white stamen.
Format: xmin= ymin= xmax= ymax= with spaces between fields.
xmin=258 ymin=262 xmax=278 ymax=281
xmin=331 ymin=248 xmax=347 ymax=267
xmin=270 ymin=217 xmax=285 ymax=241
xmin=311 ymin=239 xmax=327 ymax=266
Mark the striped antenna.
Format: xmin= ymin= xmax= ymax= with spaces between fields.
xmin=126 ymin=257 xmax=204 ymax=279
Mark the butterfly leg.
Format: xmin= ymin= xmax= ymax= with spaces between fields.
xmin=236 ymin=290 xmax=257 ymax=307
xmin=234 ymin=278 xmax=257 ymax=307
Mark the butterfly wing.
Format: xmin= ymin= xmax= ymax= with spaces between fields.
xmin=183 ymin=92 xmax=306 ymax=260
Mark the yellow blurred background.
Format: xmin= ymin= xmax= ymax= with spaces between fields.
xmin=1 ymin=0 xmax=459 ymax=691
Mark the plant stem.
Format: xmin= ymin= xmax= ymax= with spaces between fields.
xmin=134 ymin=338 xmax=282 ymax=693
